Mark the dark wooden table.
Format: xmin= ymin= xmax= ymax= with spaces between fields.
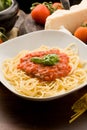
xmin=0 ymin=10 xmax=87 ymax=130
xmin=0 ymin=82 xmax=87 ymax=130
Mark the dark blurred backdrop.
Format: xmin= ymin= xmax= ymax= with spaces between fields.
xmin=16 ymin=0 xmax=82 ymax=14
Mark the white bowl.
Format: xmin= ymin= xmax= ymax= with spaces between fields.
xmin=0 ymin=30 xmax=87 ymax=101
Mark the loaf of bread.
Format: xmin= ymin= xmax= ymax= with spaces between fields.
xmin=45 ymin=0 xmax=87 ymax=34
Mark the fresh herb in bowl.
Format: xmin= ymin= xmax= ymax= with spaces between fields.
xmin=0 ymin=0 xmax=12 ymax=11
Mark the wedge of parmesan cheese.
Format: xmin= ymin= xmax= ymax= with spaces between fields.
xmin=45 ymin=0 xmax=87 ymax=34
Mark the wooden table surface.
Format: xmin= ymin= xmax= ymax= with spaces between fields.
xmin=0 ymin=10 xmax=87 ymax=130
xmin=0 ymin=82 xmax=87 ymax=130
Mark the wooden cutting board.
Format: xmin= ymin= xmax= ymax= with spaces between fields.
xmin=8 ymin=10 xmax=44 ymax=39
xmin=18 ymin=14 xmax=44 ymax=36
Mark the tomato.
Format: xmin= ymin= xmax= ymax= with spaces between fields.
xmin=0 ymin=38 xmax=3 ymax=44
xmin=52 ymin=2 xmax=63 ymax=10
xmin=74 ymin=26 xmax=87 ymax=43
xmin=31 ymin=4 xmax=50 ymax=25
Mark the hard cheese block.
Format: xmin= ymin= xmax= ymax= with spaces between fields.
xmin=45 ymin=0 xmax=87 ymax=34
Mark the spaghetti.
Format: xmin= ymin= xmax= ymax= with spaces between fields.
xmin=2 ymin=43 xmax=87 ymax=98
xmin=69 ymin=93 xmax=87 ymax=123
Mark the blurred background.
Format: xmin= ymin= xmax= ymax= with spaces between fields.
xmin=16 ymin=0 xmax=82 ymax=14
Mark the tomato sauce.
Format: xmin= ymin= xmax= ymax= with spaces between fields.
xmin=17 ymin=49 xmax=71 ymax=81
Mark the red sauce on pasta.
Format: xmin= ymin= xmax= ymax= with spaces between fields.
xmin=17 ymin=49 xmax=71 ymax=81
